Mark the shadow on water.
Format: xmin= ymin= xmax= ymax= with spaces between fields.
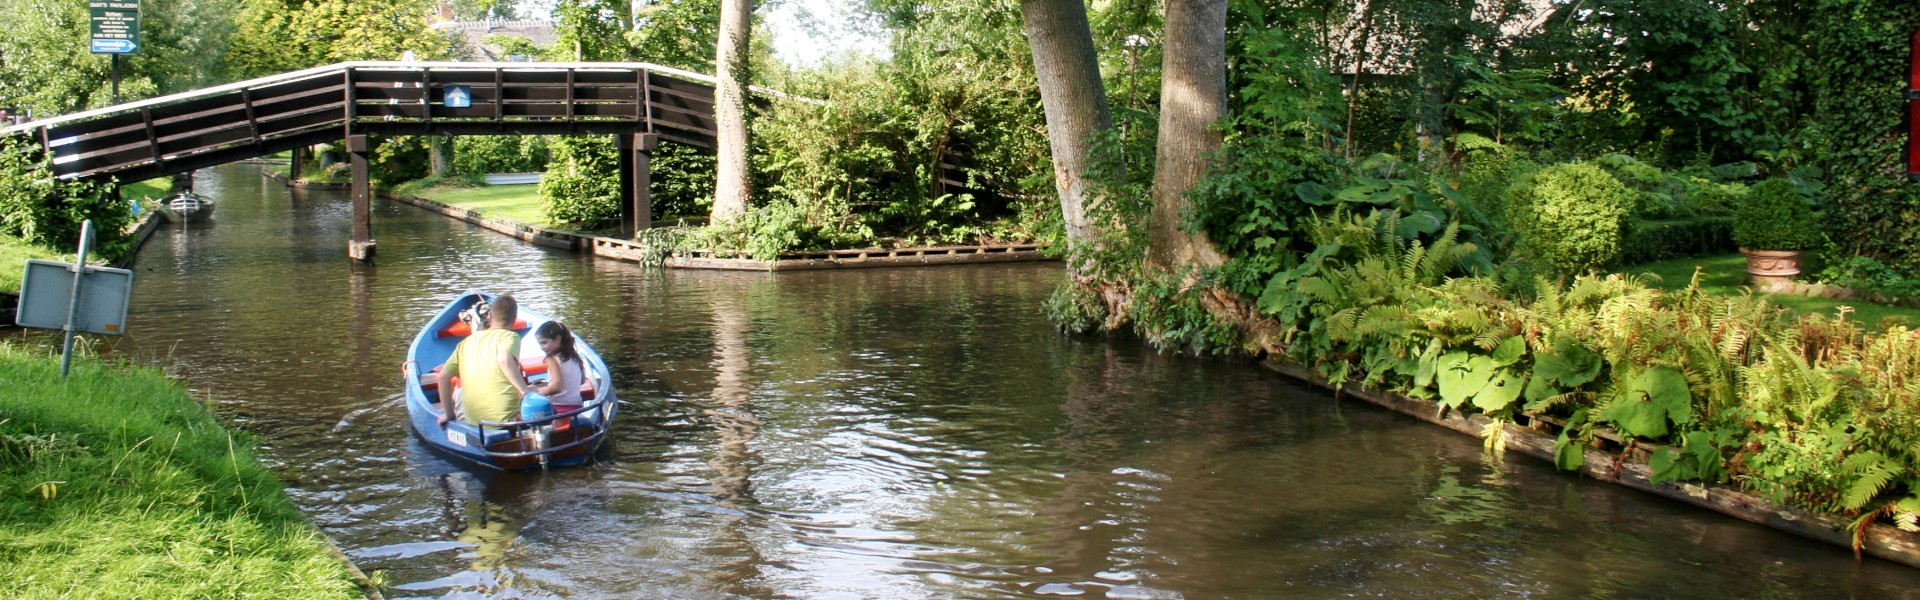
xmin=21 ymin=163 xmax=1919 ymax=599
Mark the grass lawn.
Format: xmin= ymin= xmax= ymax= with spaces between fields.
xmin=0 ymin=343 xmax=367 ymax=598
xmin=117 ymin=177 xmax=172 ymax=201
xmin=1620 ymin=253 xmax=1920 ymax=329
xmin=414 ymin=183 xmax=549 ymax=227
xmin=0 ymin=235 xmax=72 ymax=294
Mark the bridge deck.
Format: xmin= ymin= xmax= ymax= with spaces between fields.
xmin=0 ymin=61 xmax=726 ymax=184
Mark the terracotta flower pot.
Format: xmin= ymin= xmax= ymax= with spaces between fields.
xmin=1740 ymin=248 xmax=1803 ymax=289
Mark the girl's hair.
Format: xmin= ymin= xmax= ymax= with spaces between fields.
xmin=535 ymin=321 xmax=579 ymax=363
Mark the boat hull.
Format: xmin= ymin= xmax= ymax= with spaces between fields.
xmin=403 ymin=291 xmax=618 ymax=470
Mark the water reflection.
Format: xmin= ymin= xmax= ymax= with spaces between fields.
xmin=66 ymin=163 xmax=1920 ymax=599
xmin=698 ymin=278 xmax=773 ymax=597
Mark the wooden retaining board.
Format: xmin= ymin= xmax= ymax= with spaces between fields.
xmin=1261 ymin=361 xmax=1920 ymax=570
xmin=664 ymin=245 xmax=1051 ymax=271
xmin=384 ymin=192 xmax=1055 ymax=271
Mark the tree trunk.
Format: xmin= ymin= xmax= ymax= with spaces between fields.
xmin=1145 ymin=0 xmax=1228 ymax=271
xmin=429 ymin=135 xmax=453 ymax=176
xmin=1020 ymin=0 xmax=1112 ymax=273
xmin=709 ymin=0 xmax=753 ymax=225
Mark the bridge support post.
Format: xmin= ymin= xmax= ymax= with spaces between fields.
xmin=617 ymin=132 xmax=658 ymax=239
xmin=347 ymin=134 xmax=376 ymax=262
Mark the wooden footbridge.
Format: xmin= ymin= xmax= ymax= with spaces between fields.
xmin=0 ymin=61 xmax=726 ymax=261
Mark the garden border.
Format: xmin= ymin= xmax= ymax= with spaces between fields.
xmin=1261 ymin=360 xmax=1920 ymax=569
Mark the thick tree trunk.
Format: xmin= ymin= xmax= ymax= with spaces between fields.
xmin=709 ymin=0 xmax=753 ymax=225
xmin=1020 ymin=0 xmax=1112 ymax=273
xmin=429 ymin=135 xmax=453 ymax=176
xmin=1145 ymin=0 xmax=1228 ymax=271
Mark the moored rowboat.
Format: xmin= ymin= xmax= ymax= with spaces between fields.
xmin=402 ymin=290 xmax=618 ymax=470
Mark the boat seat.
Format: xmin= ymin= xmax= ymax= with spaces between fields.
xmin=438 ymin=319 xmax=530 ymax=338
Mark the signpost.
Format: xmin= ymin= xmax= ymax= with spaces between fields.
xmin=15 ymin=221 xmax=134 ymax=379
xmin=89 ymin=1 xmax=139 ymax=104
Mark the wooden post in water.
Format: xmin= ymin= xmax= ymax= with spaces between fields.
xmin=347 ymin=134 xmax=376 ymax=262
xmin=617 ymin=132 xmax=657 ymax=238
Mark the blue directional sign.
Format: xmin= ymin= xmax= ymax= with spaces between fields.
xmin=90 ymin=39 xmax=137 ymax=53
xmin=444 ymin=85 xmax=472 ymax=109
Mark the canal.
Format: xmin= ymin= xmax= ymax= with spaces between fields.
xmin=56 ymin=164 xmax=1920 ymax=597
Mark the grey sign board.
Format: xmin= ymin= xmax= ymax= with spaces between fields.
xmin=15 ymin=259 xmax=133 ymax=335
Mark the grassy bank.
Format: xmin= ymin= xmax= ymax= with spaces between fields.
xmin=117 ymin=177 xmax=173 ymax=202
xmin=0 ymin=235 xmax=72 ymax=294
xmin=0 ymin=343 xmax=366 ymax=598
xmin=1622 ymin=253 xmax=1920 ymax=328
xmin=410 ymin=183 xmax=548 ymax=227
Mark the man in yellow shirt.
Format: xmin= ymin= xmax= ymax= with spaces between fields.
xmin=437 ymin=294 xmax=531 ymax=426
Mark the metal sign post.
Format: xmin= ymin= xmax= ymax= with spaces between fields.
xmin=57 ymin=222 xmax=93 ymax=378
xmin=15 ymin=220 xmax=135 ymax=380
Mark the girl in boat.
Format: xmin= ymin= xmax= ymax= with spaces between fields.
xmin=532 ymin=321 xmax=585 ymax=414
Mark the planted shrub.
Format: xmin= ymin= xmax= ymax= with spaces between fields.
xmin=1732 ymin=178 xmax=1821 ymax=251
xmin=0 ymin=137 xmax=131 ymax=261
xmin=538 ymin=136 xmax=620 ymax=228
xmin=1510 ymin=162 xmax=1635 ymax=275
xmin=453 ymin=135 xmax=551 ymax=175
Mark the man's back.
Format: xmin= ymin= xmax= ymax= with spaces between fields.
xmin=447 ymin=329 xmax=522 ymax=424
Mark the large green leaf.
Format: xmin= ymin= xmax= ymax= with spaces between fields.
xmin=1471 ymin=369 xmax=1527 ymax=412
xmin=1598 ymin=366 xmax=1692 ymax=439
xmin=1553 ymin=429 xmax=1585 ymax=471
xmin=1490 ymin=335 xmax=1527 ymax=366
xmin=1524 ymin=338 xmax=1603 ymax=402
xmin=1649 ymin=447 xmax=1689 ymax=484
xmin=1413 ymin=340 xmax=1441 ymax=389
xmin=1436 ymin=352 xmax=1491 ymax=409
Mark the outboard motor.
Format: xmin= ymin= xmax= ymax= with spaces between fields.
xmin=458 ymin=299 xmax=492 ymax=332
xmin=521 ymin=391 xmax=554 ymax=469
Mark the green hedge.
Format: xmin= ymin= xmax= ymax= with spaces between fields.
xmin=1619 ymin=217 xmax=1735 ymax=267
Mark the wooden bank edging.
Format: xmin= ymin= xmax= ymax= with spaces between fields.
xmin=1260 ymin=360 xmax=1920 ymax=569
xmin=382 ymin=191 xmax=1056 ymax=270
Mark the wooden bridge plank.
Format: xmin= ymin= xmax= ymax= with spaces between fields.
xmin=148 ymin=93 xmax=250 ymax=125
xmin=31 ymin=63 xmax=743 ymax=183
xmin=250 ymin=83 xmax=349 ymax=116
xmin=45 ymin=124 xmax=149 ymax=159
xmin=247 ymin=72 xmax=345 ymax=101
xmin=645 ymin=74 xmax=716 ymax=102
xmin=46 ymin=112 xmax=145 ymax=146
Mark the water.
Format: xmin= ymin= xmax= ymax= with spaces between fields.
xmin=37 ymin=164 xmax=1920 ymax=598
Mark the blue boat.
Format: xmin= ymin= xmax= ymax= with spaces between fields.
xmin=403 ymin=291 xmax=617 ymax=470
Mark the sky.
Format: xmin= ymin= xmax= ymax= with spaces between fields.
xmin=761 ymin=0 xmax=892 ymax=65
xmin=513 ymin=0 xmax=890 ymax=67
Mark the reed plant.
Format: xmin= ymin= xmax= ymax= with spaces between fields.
xmin=0 ymin=343 xmax=364 ymax=599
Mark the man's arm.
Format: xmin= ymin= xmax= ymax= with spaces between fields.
xmin=435 ymin=367 xmax=456 ymax=426
xmin=499 ymin=347 xmax=531 ymax=397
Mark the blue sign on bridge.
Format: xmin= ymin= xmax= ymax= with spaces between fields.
xmin=444 ymin=85 xmax=472 ymax=109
